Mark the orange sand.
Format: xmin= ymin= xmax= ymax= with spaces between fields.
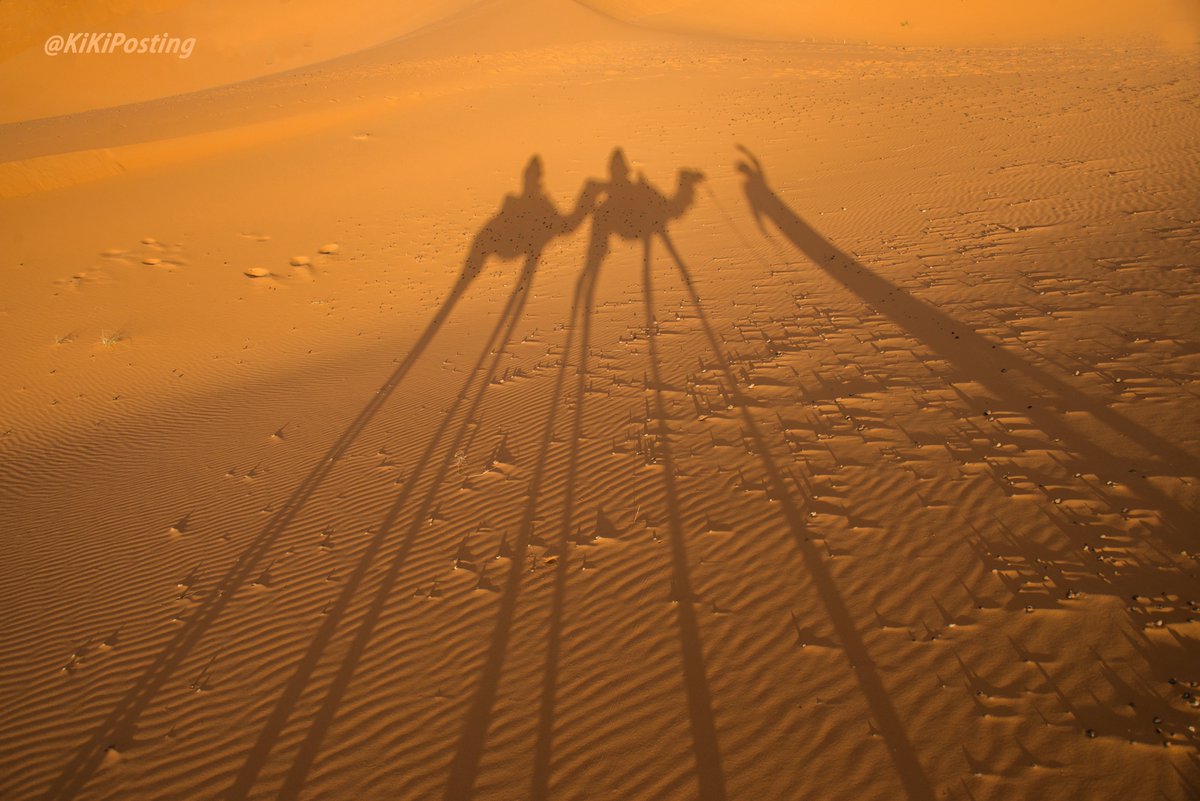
xmin=1 ymin=2 xmax=1199 ymax=799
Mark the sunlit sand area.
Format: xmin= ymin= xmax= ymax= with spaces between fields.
xmin=2 ymin=1 xmax=1199 ymax=798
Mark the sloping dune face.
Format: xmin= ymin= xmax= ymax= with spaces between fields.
xmin=2 ymin=0 xmax=1199 ymax=800
xmin=583 ymin=0 xmax=1200 ymax=47
xmin=0 ymin=0 xmax=479 ymax=122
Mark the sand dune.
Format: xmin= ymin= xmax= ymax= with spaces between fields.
xmin=2 ymin=1 xmax=1199 ymax=799
xmin=0 ymin=0 xmax=480 ymax=123
xmin=584 ymin=0 xmax=1200 ymax=47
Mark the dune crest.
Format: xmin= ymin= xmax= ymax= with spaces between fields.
xmin=581 ymin=0 xmax=1200 ymax=47
xmin=0 ymin=0 xmax=481 ymax=123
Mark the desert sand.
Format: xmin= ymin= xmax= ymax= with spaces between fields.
xmin=2 ymin=1 xmax=1199 ymax=799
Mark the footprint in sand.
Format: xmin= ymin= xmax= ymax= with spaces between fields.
xmin=100 ymin=238 xmax=184 ymax=268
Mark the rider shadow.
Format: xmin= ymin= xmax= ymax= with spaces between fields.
xmin=533 ymin=148 xmax=726 ymax=801
xmin=734 ymin=145 xmax=1197 ymax=542
xmin=619 ymin=151 xmax=936 ymax=801
xmin=438 ymin=148 xmax=726 ymax=801
xmin=41 ymin=157 xmax=587 ymax=801
xmin=446 ymin=155 xmax=596 ymax=319
xmin=212 ymin=157 xmax=595 ymax=801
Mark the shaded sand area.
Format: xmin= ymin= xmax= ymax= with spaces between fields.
xmin=2 ymin=1 xmax=1200 ymax=799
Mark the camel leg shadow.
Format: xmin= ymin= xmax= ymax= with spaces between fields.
xmin=658 ymin=229 xmax=936 ymax=801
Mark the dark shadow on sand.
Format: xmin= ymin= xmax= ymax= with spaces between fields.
xmin=525 ymin=149 xmax=724 ymax=801
xmin=735 ymin=145 xmax=1197 ymax=541
xmin=41 ymin=156 xmax=590 ymax=801
xmin=227 ymin=157 xmax=598 ymax=801
xmin=653 ymin=224 xmax=938 ymax=801
xmin=441 ymin=150 xmax=725 ymax=801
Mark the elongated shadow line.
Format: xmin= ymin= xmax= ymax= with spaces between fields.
xmin=441 ymin=257 xmax=594 ymax=801
xmin=643 ymin=234 xmax=729 ymax=801
xmin=275 ymin=253 xmax=542 ymax=800
xmin=659 ymin=230 xmax=936 ymax=801
xmin=227 ymin=254 xmax=541 ymax=800
xmin=43 ymin=251 xmax=481 ymax=801
xmin=529 ymin=250 xmax=601 ymax=801
xmin=737 ymin=148 xmax=1197 ymax=536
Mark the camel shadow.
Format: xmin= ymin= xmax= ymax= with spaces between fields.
xmin=229 ymin=155 xmax=602 ymax=801
xmin=442 ymin=148 xmax=726 ymax=801
xmin=639 ymin=169 xmax=937 ymax=801
xmin=45 ymin=155 xmax=593 ymax=801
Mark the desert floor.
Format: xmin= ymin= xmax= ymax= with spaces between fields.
xmin=2 ymin=1 xmax=1199 ymax=799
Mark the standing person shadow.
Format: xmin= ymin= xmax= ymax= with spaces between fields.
xmin=44 ymin=155 xmax=597 ymax=801
xmin=631 ymin=153 xmax=937 ymax=801
xmin=734 ymin=145 xmax=1197 ymax=540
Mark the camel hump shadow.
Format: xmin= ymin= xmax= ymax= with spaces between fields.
xmin=592 ymin=147 xmax=705 ymax=241
xmin=468 ymin=154 xmax=599 ymax=269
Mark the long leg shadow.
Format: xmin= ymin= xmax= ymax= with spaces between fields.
xmin=529 ymin=230 xmax=603 ymax=801
xmin=658 ymin=230 xmax=936 ymax=801
xmin=529 ymin=148 xmax=727 ymax=800
xmin=42 ymin=179 xmax=494 ymax=801
xmin=736 ymin=146 xmax=1197 ymax=539
xmin=45 ymin=154 xmax=592 ymax=801
xmin=519 ymin=151 xmax=727 ymax=801
xmin=228 ymin=250 xmax=541 ymax=800
xmin=642 ymin=234 xmax=728 ymax=801
xmin=257 ymin=158 xmax=600 ymax=800
xmin=440 ymin=248 xmax=590 ymax=801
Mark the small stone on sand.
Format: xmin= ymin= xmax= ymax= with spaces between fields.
xmin=290 ymin=256 xmax=311 ymax=267
xmin=244 ymin=267 xmax=271 ymax=278
xmin=318 ymin=243 xmax=340 ymax=254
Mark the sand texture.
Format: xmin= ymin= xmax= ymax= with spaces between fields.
xmin=2 ymin=1 xmax=1199 ymax=799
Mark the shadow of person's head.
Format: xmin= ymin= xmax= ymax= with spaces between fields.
xmin=735 ymin=144 xmax=765 ymax=183
xmin=608 ymin=148 xmax=631 ymax=184
xmin=522 ymin=155 xmax=545 ymax=196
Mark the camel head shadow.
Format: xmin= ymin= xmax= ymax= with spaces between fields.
xmin=592 ymin=147 xmax=705 ymax=243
